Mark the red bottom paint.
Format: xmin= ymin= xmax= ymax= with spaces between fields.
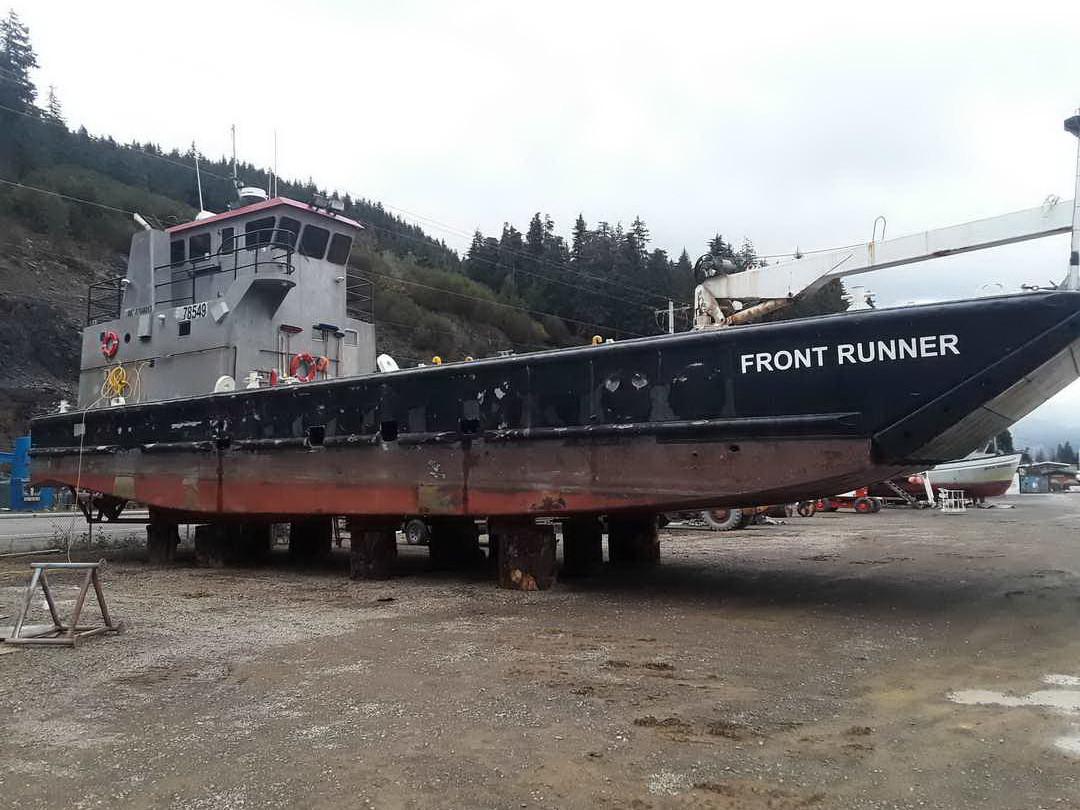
xmin=34 ymin=436 xmax=909 ymax=521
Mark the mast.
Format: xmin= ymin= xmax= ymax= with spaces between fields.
xmin=230 ymin=124 xmax=241 ymax=196
xmin=193 ymin=142 xmax=205 ymax=212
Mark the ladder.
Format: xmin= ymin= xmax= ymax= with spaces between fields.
xmin=881 ymin=478 xmax=920 ymax=507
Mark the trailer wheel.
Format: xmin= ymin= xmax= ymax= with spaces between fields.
xmin=870 ymin=498 xmax=883 ymax=513
xmin=404 ymin=518 xmax=430 ymax=545
xmin=853 ymin=497 xmax=875 ymax=514
xmin=797 ymin=501 xmax=817 ymax=517
xmin=702 ymin=508 xmax=744 ymax=531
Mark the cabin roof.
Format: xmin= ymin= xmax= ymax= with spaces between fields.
xmin=166 ymin=197 xmax=363 ymax=235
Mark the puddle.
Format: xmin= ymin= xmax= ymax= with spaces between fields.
xmin=1043 ymin=674 xmax=1080 ymax=687
xmin=949 ymin=677 xmax=1080 ymax=757
xmin=948 ymin=688 xmax=1080 ymax=713
xmin=1054 ymin=735 xmax=1080 ymax=755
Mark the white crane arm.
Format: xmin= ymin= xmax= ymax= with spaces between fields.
xmin=698 ymin=198 xmax=1073 ymax=305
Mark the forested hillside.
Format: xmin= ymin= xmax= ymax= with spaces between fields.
xmin=0 ymin=9 xmax=842 ymax=445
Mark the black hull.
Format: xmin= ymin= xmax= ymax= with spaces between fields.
xmin=31 ymin=292 xmax=1080 ymax=518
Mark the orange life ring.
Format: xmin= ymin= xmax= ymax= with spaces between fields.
xmin=289 ymin=352 xmax=318 ymax=382
xmin=101 ymin=330 xmax=120 ymax=358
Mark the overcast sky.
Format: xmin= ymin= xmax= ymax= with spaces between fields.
xmin=19 ymin=0 xmax=1080 ymax=448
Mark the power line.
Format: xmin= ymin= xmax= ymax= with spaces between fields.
xmin=375 ymin=315 xmax=555 ymax=352
xmin=0 ymin=100 xmax=234 ymax=182
xmin=0 ymin=98 xmax=685 ymax=312
xmin=756 ymin=242 xmax=865 ymax=261
xmin=377 ymin=199 xmax=688 ymax=306
xmin=0 ymin=176 xmax=137 ymax=216
xmin=0 ymin=173 xmax=640 ymax=336
xmin=360 ymin=218 xmax=661 ymax=313
xmin=0 ymin=106 xmax=665 ymax=330
xmin=359 ymin=268 xmax=644 ymax=337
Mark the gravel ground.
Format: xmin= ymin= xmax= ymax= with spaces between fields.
xmin=2 ymin=495 xmax=1080 ymax=809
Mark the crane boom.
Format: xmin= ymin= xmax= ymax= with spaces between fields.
xmin=693 ymin=197 xmax=1074 ymax=328
xmin=707 ymin=198 xmax=1073 ymax=302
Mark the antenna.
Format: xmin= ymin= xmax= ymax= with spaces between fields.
xmin=230 ymin=124 xmax=241 ymax=194
xmin=273 ymin=129 xmax=279 ymax=198
xmin=193 ymin=142 xmax=205 ymax=212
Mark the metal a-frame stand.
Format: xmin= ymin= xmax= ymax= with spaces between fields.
xmin=5 ymin=561 xmax=123 ymax=647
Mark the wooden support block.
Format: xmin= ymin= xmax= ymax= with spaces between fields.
xmin=561 ymin=515 xmax=604 ymax=577
xmin=289 ymin=517 xmax=332 ymax=563
xmin=427 ymin=518 xmax=483 ymax=569
xmin=146 ymin=512 xmax=179 ymax=564
xmin=490 ymin=519 xmax=556 ymax=591
xmin=237 ymin=523 xmax=271 ymax=564
xmin=194 ymin=523 xmax=229 ymax=567
xmin=347 ymin=518 xmax=398 ymax=580
xmin=607 ymin=514 xmax=660 ymax=568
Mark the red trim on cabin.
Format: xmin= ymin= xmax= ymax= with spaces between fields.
xmin=166 ymin=197 xmax=363 ymax=235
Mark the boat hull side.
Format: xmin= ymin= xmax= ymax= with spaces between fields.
xmin=32 ymin=435 xmax=902 ymax=519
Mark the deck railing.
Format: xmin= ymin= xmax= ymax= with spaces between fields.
xmin=153 ymin=229 xmax=295 ymax=308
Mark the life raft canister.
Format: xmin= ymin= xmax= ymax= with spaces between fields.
xmin=101 ymin=330 xmax=120 ymax=359
xmin=289 ymin=352 xmax=328 ymax=382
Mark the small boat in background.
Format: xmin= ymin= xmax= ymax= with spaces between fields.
xmin=872 ymin=451 xmax=1023 ymax=503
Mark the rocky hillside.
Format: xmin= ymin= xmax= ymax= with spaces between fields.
xmin=0 ymin=223 xmax=124 ymax=445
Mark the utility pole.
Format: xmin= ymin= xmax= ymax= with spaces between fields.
xmin=1065 ymin=111 xmax=1080 ymax=290
xmin=667 ymin=299 xmax=675 ymax=334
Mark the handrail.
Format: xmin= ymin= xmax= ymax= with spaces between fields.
xmin=86 ymin=276 xmax=125 ymax=325
xmin=153 ymin=228 xmax=295 ymax=308
xmin=345 ymin=272 xmax=374 ymax=323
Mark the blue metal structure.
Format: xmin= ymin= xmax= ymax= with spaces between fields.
xmin=0 ymin=436 xmax=55 ymax=511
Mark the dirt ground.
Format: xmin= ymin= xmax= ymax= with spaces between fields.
xmin=2 ymin=496 xmax=1080 ymax=809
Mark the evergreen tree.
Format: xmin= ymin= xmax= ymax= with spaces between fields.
xmin=525 ymin=212 xmax=544 ymax=255
xmin=570 ymin=214 xmax=588 ymax=263
xmin=1055 ymin=441 xmax=1076 ymax=464
xmin=672 ymin=249 xmax=693 ymax=302
xmin=628 ymin=216 xmax=650 ymax=261
xmin=44 ymin=84 xmax=64 ymax=125
xmin=0 ymin=10 xmax=37 ymax=111
xmin=707 ymin=233 xmax=734 ymax=260
xmin=735 ymin=237 xmax=758 ymax=269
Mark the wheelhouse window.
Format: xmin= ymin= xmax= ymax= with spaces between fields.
xmin=245 ymin=216 xmax=277 ymax=250
xmin=298 ymin=224 xmax=330 ymax=258
xmin=276 ymin=216 xmax=301 ymax=249
xmin=170 ymin=239 xmax=185 ymax=266
xmin=219 ymin=227 xmax=234 ymax=254
xmin=343 ymin=328 xmax=359 ymax=346
xmin=189 ymin=232 xmax=211 ymax=261
xmin=327 ymin=233 xmax=353 ymax=265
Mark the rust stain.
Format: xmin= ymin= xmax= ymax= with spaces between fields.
xmin=509 ymin=569 xmax=539 ymax=591
xmin=530 ymin=493 xmax=568 ymax=512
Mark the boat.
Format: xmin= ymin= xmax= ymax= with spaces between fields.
xmin=26 ymin=114 xmax=1080 ymax=587
xmin=871 ymin=451 xmax=1024 ymax=502
xmin=29 ymin=219 xmax=1080 ymax=517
